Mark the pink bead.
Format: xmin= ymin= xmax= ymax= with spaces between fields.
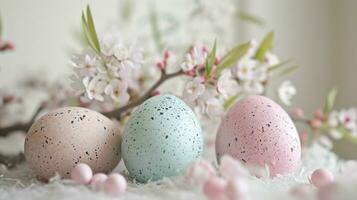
xmin=314 ymin=109 xmax=324 ymax=120
xmin=70 ymin=163 xmax=93 ymax=184
xmin=317 ymin=183 xmax=336 ymax=200
xmin=203 ymin=176 xmax=227 ymax=200
xmin=164 ymin=50 xmax=171 ymax=59
xmin=90 ymin=173 xmax=108 ymax=191
xmin=310 ymin=168 xmax=334 ymax=188
xmin=102 ymin=173 xmax=127 ymax=197
xmin=299 ymin=132 xmax=309 ymax=142
xmin=310 ymin=119 xmax=322 ymax=129
xmin=225 ymin=177 xmax=248 ymax=200
xmin=291 ymin=107 xmax=304 ymax=119
xmin=290 ymin=184 xmax=310 ymax=199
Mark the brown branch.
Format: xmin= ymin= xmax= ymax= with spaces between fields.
xmin=0 ymin=70 xmax=184 ymax=136
xmin=0 ymin=153 xmax=25 ymax=169
xmin=0 ymin=105 xmax=44 ymax=137
xmin=0 ymin=70 xmax=184 ymax=167
xmin=103 ymin=69 xmax=184 ymax=119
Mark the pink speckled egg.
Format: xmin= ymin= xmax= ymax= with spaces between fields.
xmin=25 ymin=107 xmax=121 ymax=180
xmin=215 ymin=95 xmax=301 ymax=176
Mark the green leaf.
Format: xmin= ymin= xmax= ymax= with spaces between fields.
xmin=85 ymin=5 xmax=101 ymax=53
xmin=271 ymin=65 xmax=299 ymax=77
xmin=320 ymin=123 xmax=357 ymax=145
xmin=205 ymin=39 xmax=217 ymax=76
xmin=236 ymin=11 xmax=265 ymax=26
xmin=268 ymin=58 xmax=294 ymax=72
xmin=120 ymin=0 xmax=133 ymax=21
xmin=217 ymin=42 xmax=250 ymax=71
xmin=224 ymin=94 xmax=239 ymax=110
xmin=255 ymin=31 xmax=274 ymax=61
xmin=323 ymin=88 xmax=338 ymax=115
xmin=82 ymin=12 xmax=94 ymax=50
xmin=336 ymin=127 xmax=357 ymax=144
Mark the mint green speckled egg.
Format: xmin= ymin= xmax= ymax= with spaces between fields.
xmin=121 ymin=94 xmax=203 ymax=182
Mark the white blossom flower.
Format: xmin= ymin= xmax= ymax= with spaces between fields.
xmin=70 ymin=50 xmax=103 ymax=76
xmin=319 ymin=135 xmax=333 ymax=149
xmin=107 ymin=58 xmax=132 ymax=78
xmin=180 ymin=46 xmax=207 ymax=72
xmin=100 ymin=34 xmax=143 ymax=69
xmin=253 ymin=64 xmax=268 ymax=82
xmin=328 ymin=109 xmax=357 ymax=137
xmin=204 ymin=97 xmax=224 ymax=118
xmin=277 ymin=81 xmax=296 ymax=106
xmin=264 ymin=51 xmax=280 ymax=66
xmin=328 ymin=110 xmax=339 ymax=127
xmin=243 ymin=81 xmax=264 ymax=95
xmin=182 ymin=77 xmax=205 ymax=102
xmin=181 ymin=54 xmax=196 ymax=72
xmin=329 ymin=129 xmax=343 ymax=140
xmin=83 ymin=75 xmax=108 ymax=102
xmin=69 ymin=74 xmax=86 ymax=95
xmin=338 ymin=108 xmax=357 ymax=132
xmin=217 ymin=70 xmax=239 ymax=99
xmin=232 ymin=58 xmax=257 ymax=81
xmin=104 ymin=79 xmax=130 ymax=104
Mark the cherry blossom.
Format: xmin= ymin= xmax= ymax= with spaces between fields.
xmin=182 ymin=77 xmax=206 ymax=102
xmin=70 ymin=50 xmax=103 ymax=77
xmin=264 ymin=51 xmax=280 ymax=66
xmin=104 ymin=79 xmax=130 ymax=105
xmin=83 ymin=76 xmax=108 ymax=102
xmin=205 ymin=98 xmax=225 ymax=118
xmin=277 ymin=81 xmax=296 ymax=106
xmin=217 ymin=70 xmax=239 ymax=99
xmin=180 ymin=46 xmax=207 ymax=72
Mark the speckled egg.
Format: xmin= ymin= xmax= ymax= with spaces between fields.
xmin=24 ymin=107 xmax=121 ymax=180
xmin=122 ymin=94 xmax=203 ymax=182
xmin=215 ymin=95 xmax=301 ymax=176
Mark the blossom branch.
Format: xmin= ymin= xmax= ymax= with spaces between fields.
xmin=0 ymin=153 xmax=25 ymax=169
xmin=103 ymin=69 xmax=184 ymax=119
xmin=0 ymin=104 xmax=44 ymax=137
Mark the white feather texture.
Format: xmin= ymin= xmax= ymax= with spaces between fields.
xmin=1 ymin=142 xmax=356 ymax=200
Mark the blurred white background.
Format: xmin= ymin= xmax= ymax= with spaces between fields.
xmin=1 ymin=0 xmax=356 ymax=112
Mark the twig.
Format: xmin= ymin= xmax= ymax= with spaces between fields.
xmin=103 ymin=69 xmax=184 ymax=119
xmin=0 ymin=153 xmax=25 ymax=169
xmin=0 ymin=70 xmax=184 ymax=136
xmin=0 ymin=105 xmax=44 ymax=137
xmin=0 ymin=71 xmax=184 ymax=167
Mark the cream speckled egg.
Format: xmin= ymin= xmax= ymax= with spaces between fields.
xmin=122 ymin=94 xmax=203 ymax=182
xmin=24 ymin=107 xmax=121 ymax=180
xmin=216 ymin=95 xmax=301 ymax=176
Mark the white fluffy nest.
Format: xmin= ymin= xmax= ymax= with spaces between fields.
xmin=1 ymin=143 xmax=357 ymax=200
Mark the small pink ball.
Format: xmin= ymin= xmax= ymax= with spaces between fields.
xmin=225 ymin=177 xmax=248 ymax=200
xmin=290 ymin=184 xmax=310 ymax=199
xmin=203 ymin=176 xmax=227 ymax=200
xmin=186 ymin=159 xmax=216 ymax=185
xmin=102 ymin=173 xmax=127 ymax=197
xmin=310 ymin=119 xmax=322 ymax=129
xmin=311 ymin=168 xmax=334 ymax=188
xmin=291 ymin=107 xmax=305 ymax=119
xmin=70 ymin=163 xmax=93 ymax=184
xmin=314 ymin=109 xmax=324 ymax=120
xmin=317 ymin=182 xmax=336 ymax=200
xmin=90 ymin=173 xmax=108 ymax=191
xmin=299 ymin=132 xmax=309 ymax=142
